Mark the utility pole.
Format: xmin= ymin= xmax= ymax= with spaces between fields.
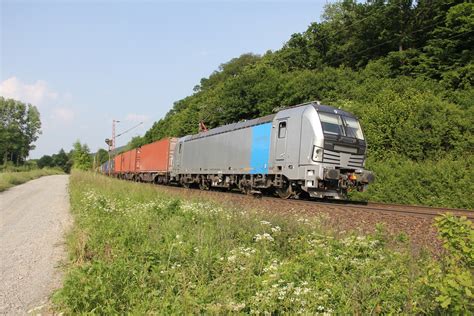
xmin=104 ymin=120 xmax=142 ymax=177
xmin=112 ymin=119 xmax=120 ymax=154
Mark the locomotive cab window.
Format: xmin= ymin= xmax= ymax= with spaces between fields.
xmin=342 ymin=116 xmax=365 ymax=140
xmin=318 ymin=112 xmax=344 ymax=136
xmin=178 ymin=143 xmax=182 ymax=153
xmin=278 ymin=121 xmax=287 ymax=138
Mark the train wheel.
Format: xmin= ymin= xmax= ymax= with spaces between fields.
xmin=276 ymin=182 xmax=293 ymax=199
xmin=199 ymin=180 xmax=210 ymax=191
xmin=242 ymin=186 xmax=252 ymax=195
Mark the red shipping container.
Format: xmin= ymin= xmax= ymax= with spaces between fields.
xmin=114 ymin=153 xmax=123 ymax=173
xmin=122 ymin=149 xmax=138 ymax=173
xmin=137 ymin=138 xmax=177 ymax=173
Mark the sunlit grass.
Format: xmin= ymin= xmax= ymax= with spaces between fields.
xmin=53 ymin=171 xmax=467 ymax=314
xmin=0 ymin=168 xmax=63 ymax=192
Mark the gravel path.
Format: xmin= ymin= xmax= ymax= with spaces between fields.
xmin=0 ymin=175 xmax=71 ymax=315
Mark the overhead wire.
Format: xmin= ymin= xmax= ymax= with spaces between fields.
xmin=116 ymin=122 xmax=144 ymax=138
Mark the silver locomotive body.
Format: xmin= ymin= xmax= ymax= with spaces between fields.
xmin=171 ymin=102 xmax=374 ymax=199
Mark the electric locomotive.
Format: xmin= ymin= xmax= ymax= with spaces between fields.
xmin=171 ymin=101 xmax=374 ymax=199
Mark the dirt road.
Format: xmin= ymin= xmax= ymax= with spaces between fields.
xmin=0 ymin=175 xmax=71 ymax=315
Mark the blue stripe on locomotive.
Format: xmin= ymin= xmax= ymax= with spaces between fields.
xmin=250 ymin=123 xmax=272 ymax=174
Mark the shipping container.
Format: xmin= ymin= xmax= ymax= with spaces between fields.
xmin=122 ymin=149 xmax=138 ymax=173
xmin=114 ymin=153 xmax=123 ymax=174
xmin=137 ymin=138 xmax=177 ymax=173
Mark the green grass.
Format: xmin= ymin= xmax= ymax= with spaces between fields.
xmin=0 ymin=168 xmax=64 ymax=192
xmin=53 ymin=171 xmax=473 ymax=314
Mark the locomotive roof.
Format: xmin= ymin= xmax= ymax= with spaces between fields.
xmin=183 ymin=102 xmax=357 ymax=142
xmin=184 ymin=114 xmax=275 ymax=142
xmin=313 ymin=103 xmax=357 ymax=118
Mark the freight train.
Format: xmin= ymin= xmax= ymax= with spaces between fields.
xmin=101 ymin=102 xmax=375 ymax=199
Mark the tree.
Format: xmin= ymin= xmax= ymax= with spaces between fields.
xmin=0 ymin=97 xmax=42 ymax=165
xmin=37 ymin=155 xmax=53 ymax=168
xmin=52 ymin=149 xmax=69 ymax=167
xmin=72 ymin=140 xmax=92 ymax=170
xmin=52 ymin=148 xmax=71 ymax=173
xmin=127 ymin=136 xmax=145 ymax=150
xmin=95 ymin=148 xmax=109 ymax=165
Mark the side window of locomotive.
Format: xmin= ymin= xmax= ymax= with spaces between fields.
xmin=278 ymin=121 xmax=287 ymax=138
xmin=178 ymin=143 xmax=182 ymax=153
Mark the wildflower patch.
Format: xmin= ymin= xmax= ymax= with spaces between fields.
xmin=53 ymin=172 xmax=473 ymax=314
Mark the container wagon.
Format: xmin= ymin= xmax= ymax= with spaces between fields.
xmin=112 ymin=138 xmax=177 ymax=183
xmin=100 ymin=159 xmax=114 ymax=175
xmin=136 ymin=138 xmax=177 ymax=183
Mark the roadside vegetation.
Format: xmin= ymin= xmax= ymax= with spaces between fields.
xmin=54 ymin=171 xmax=473 ymax=314
xmin=0 ymin=168 xmax=64 ymax=192
xmin=350 ymin=155 xmax=474 ymax=209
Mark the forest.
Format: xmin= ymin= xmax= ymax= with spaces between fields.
xmin=127 ymin=0 xmax=473 ymax=208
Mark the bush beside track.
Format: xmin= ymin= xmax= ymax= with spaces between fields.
xmin=0 ymin=168 xmax=64 ymax=192
xmin=350 ymin=156 xmax=474 ymax=209
xmin=53 ymin=171 xmax=473 ymax=314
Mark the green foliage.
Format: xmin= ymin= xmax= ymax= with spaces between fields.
xmin=421 ymin=214 xmax=474 ymax=313
xmin=53 ymin=148 xmax=72 ymax=173
xmin=435 ymin=214 xmax=473 ymax=268
xmin=37 ymin=155 xmax=54 ymax=169
xmin=55 ymin=172 xmax=473 ymax=314
xmin=342 ymin=75 xmax=474 ymax=161
xmin=350 ymin=155 xmax=474 ymax=209
xmin=37 ymin=148 xmax=73 ymax=173
xmin=72 ymin=141 xmax=92 ymax=171
xmin=95 ymin=148 xmax=109 ymax=165
xmin=126 ymin=136 xmax=146 ymax=150
xmin=0 ymin=97 xmax=42 ymax=165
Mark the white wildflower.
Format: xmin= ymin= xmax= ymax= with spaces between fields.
xmin=254 ymin=233 xmax=274 ymax=242
xmin=271 ymin=226 xmax=281 ymax=233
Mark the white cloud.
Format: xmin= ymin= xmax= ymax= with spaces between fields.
xmin=125 ymin=113 xmax=149 ymax=122
xmin=0 ymin=77 xmax=59 ymax=107
xmin=51 ymin=107 xmax=75 ymax=123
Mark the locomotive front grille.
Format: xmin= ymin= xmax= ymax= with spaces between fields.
xmin=323 ymin=149 xmax=364 ymax=168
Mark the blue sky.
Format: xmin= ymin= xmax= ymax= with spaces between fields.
xmin=1 ymin=0 xmax=329 ymax=158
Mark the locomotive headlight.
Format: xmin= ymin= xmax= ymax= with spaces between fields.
xmin=312 ymin=146 xmax=323 ymax=162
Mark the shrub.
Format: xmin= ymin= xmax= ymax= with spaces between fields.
xmin=420 ymin=214 xmax=474 ymax=313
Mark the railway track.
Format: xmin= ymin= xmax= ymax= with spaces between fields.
xmin=270 ymin=198 xmax=474 ymax=220
xmin=148 ymin=182 xmax=474 ymax=220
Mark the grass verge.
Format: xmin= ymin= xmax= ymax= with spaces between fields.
xmin=0 ymin=168 xmax=64 ymax=192
xmin=54 ymin=171 xmax=473 ymax=314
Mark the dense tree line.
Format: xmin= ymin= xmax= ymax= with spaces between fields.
xmin=130 ymin=0 xmax=472 ymax=163
xmin=126 ymin=0 xmax=473 ymax=207
xmin=36 ymin=148 xmax=73 ymax=173
xmin=35 ymin=141 xmax=99 ymax=173
xmin=0 ymin=97 xmax=42 ymax=165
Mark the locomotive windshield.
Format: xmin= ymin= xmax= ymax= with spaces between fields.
xmin=318 ymin=112 xmax=364 ymax=140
